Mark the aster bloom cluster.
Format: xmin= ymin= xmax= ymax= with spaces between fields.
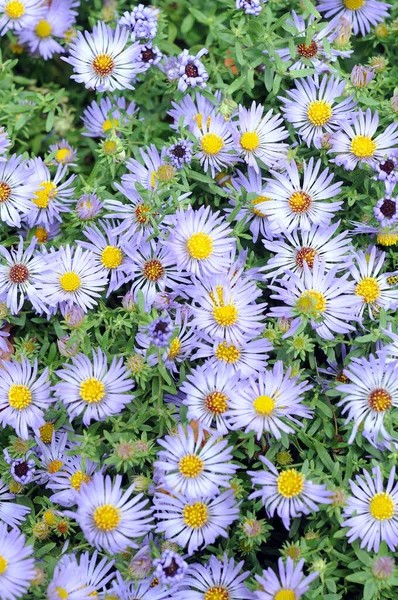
xmin=0 ymin=0 xmax=397 ymax=599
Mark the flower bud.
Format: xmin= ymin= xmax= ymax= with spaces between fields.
xmin=372 ymin=556 xmax=395 ymax=580
xmin=369 ymin=56 xmax=387 ymax=73
xmin=350 ymin=65 xmax=375 ymax=88
xmin=57 ymin=335 xmax=79 ymax=358
xmin=333 ymin=16 xmax=351 ymax=47
xmin=375 ymin=23 xmax=389 ymax=38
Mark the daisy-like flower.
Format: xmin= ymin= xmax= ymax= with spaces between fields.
xmin=48 ymin=454 xmax=99 ymax=507
xmin=188 ymin=272 xmax=266 ymax=344
xmin=227 ymin=167 xmax=277 ymax=243
xmin=178 ymin=554 xmax=254 ymax=600
xmin=342 ymin=466 xmax=398 ymax=552
xmin=0 ymin=154 xmax=37 ymax=227
xmin=46 ymin=556 xmax=95 ymax=600
xmin=154 ymin=489 xmax=239 ymax=555
xmin=66 ymin=472 xmax=153 ymax=554
xmin=135 ymin=43 xmax=162 ymax=71
xmin=0 ymin=522 xmax=36 ymax=600
xmin=154 ymin=425 xmax=238 ymax=498
xmin=34 ymin=431 xmax=70 ymax=483
xmin=153 ymin=549 xmax=188 ymax=586
xmin=317 ymin=0 xmax=391 ymax=36
xmin=27 ymin=157 xmax=76 ymax=226
xmin=0 ymin=0 xmax=45 ymax=36
xmin=164 ymin=206 xmax=235 ymax=277
xmin=374 ymin=196 xmax=398 ymax=227
xmin=0 ymin=237 xmax=52 ymax=315
xmin=0 ymin=480 xmax=30 ymax=528
xmin=336 ymin=353 xmax=398 ymax=445
xmin=348 ymin=247 xmax=398 ymax=319
xmin=176 ymin=48 xmax=209 ymax=93
xmin=373 ymin=154 xmax=398 ymax=193
xmin=330 ymin=109 xmax=398 ymax=171
xmin=255 ymin=557 xmax=318 ymax=600
xmin=76 ymin=193 xmax=103 ymax=221
xmin=54 ymin=347 xmax=134 ymax=426
xmin=273 ymin=11 xmax=352 ymax=72
xmin=82 ymin=95 xmax=139 ymax=138
xmin=0 ymin=358 xmax=52 ymax=439
xmin=262 ymin=222 xmax=353 ymax=280
xmin=78 ymin=221 xmax=127 ymax=295
xmin=37 ymin=245 xmax=108 ymax=312
xmin=60 ymin=551 xmax=115 ymax=596
xmin=192 ymin=114 xmax=239 ymax=177
xmin=228 ymin=361 xmax=313 ymax=440
xmin=167 ymin=139 xmax=193 ymax=169
xmin=237 ymin=0 xmax=264 ymax=15
xmin=168 ymin=91 xmax=219 ymax=132
xmin=117 ymin=578 xmax=169 ymax=600
xmin=123 ymin=240 xmax=189 ymax=310
xmin=48 ymin=139 xmax=78 ymax=167
xmin=280 ymin=75 xmax=357 ymax=148
xmin=62 ymin=21 xmax=141 ymax=91
xmin=249 ymin=456 xmax=332 ymax=529
xmin=118 ymin=4 xmax=159 ymax=40
xmin=234 ymin=102 xmax=288 ymax=172
xmin=263 ymin=158 xmax=343 ymax=233
xmin=269 ymin=258 xmax=360 ymax=341
xmin=180 ymin=363 xmax=241 ymax=435
xmin=122 ymin=144 xmax=168 ymax=192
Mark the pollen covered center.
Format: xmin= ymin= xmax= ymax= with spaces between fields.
xmin=92 ymin=53 xmax=115 ymax=77
xmin=251 ymin=195 xmax=270 ymax=217
xmin=0 ymin=182 xmax=12 ymax=203
xmin=183 ymin=502 xmax=208 ymax=528
xmin=33 ymin=181 xmax=57 ymax=209
xmin=297 ymin=40 xmax=318 ymax=58
xmin=297 ymin=290 xmax=327 ymax=314
xmin=296 ymin=247 xmax=317 ymax=269
xmin=9 ymin=263 xmax=29 ymax=283
xmin=48 ymin=459 xmax=64 ymax=474
xmin=307 ymin=100 xmax=332 ymax=127
xmin=370 ymin=492 xmax=395 ymax=520
xmin=204 ymin=391 xmax=229 ymax=415
xmin=368 ymin=388 xmax=392 ymax=412
xmin=201 ymin=133 xmax=224 ymax=155
xmin=0 ymin=555 xmax=8 ymax=574
xmin=93 ymin=503 xmax=121 ymax=531
xmin=215 ymin=341 xmax=241 ymax=364
xmin=101 ymin=245 xmax=123 ymax=269
xmin=168 ymin=337 xmax=181 ymax=359
xmin=213 ymin=304 xmax=238 ymax=327
xmin=60 ymin=271 xmax=81 ymax=292
xmin=351 ymin=135 xmax=376 ymax=159
xmin=5 ymin=0 xmax=25 ymax=19
xmin=35 ymin=19 xmax=52 ymax=38
xmin=253 ymin=394 xmax=275 ymax=416
xmin=344 ymin=0 xmax=365 ymax=9
xmin=289 ymin=191 xmax=312 ymax=214
xmin=186 ymin=232 xmax=213 ymax=260
xmin=103 ymin=118 xmax=119 ymax=132
xmin=80 ymin=377 xmax=105 ymax=403
xmin=178 ymin=454 xmax=204 ymax=478
xmin=277 ymin=470 xmax=305 ymax=498
xmin=274 ymin=591 xmax=297 ymax=600
xmin=55 ymin=148 xmax=71 ymax=164
xmin=70 ymin=470 xmax=90 ymax=491
xmin=8 ymin=383 xmax=32 ymax=410
xmin=355 ymin=276 xmax=380 ymax=303
xmin=143 ymin=258 xmax=165 ymax=281
xmin=240 ymin=131 xmax=259 ymax=151
xmin=204 ymin=587 xmax=230 ymax=600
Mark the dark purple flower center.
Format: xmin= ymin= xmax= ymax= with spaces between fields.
xmin=171 ymin=144 xmax=186 ymax=158
xmin=14 ymin=461 xmax=29 ymax=477
xmin=142 ymin=48 xmax=156 ymax=62
xmin=297 ymin=40 xmax=318 ymax=58
xmin=163 ymin=559 xmax=179 ymax=577
xmin=380 ymin=199 xmax=396 ymax=218
xmin=185 ymin=63 xmax=199 ymax=78
xmin=154 ymin=321 xmax=169 ymax=334
xmin=380 ymin=159 xmax=395 ymax=175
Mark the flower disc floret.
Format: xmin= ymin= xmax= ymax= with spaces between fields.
xmin=93 ymin=503 xmax=121 ymax=531
xmin=277 ymin=470 xmax=305 ymax=498
xmin=183 ymin=502 xmax=209 ymax=528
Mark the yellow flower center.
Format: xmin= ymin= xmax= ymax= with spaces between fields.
xmin=135 ymin=203 xmax=151 ymax=225
xmin=204 ymin=391 xmax=229 ymax=415
xmin=5 ymin=0 xmax=25 ymax=19
xmin=213 ymin=305 xmax=238 ymax=327
xmin=277 ymin=470 xmax=305 ymax=498
xmin=34 ymin=226 xmax=49 ymax=243
xmin=70 ymin=470 xmax=90 ymax=491
xmin=215 ymin=341 xmax=241 ymax=364
xmin=80 ymin=377 xmax=105 ymax=403
xmin=92 ymin=53 xmax=114 ymax=76
xmin=251 ymin=195 xmax=270 ymax=217
xmin=274 ymin=591 xmax=296 ymax=600
xmin=204 ymin=587 xmax=229 ymax=600
xmin=186 ymin=232 xmax=213 ymax=260
xmin=35 ymin=19 xmax=52 ymax=38
xmin=351 ymin=135 xmax=376 ymax=158
xmin=370 ymin=492 xmax=395 ymax=520
xmin=0 ymin=555 xmax=8 ymax=574
xmin=178 ymin=454 xmax=204 ymax=478
xmin=253 ymin=395 xmax=275 ymax=416
xmin=33 ymin=181 xmax=57 ymax=209
xmin=377 ymin=232 xmax=398 ymax=246
xmin=355 ymin=277 xmax=380 ymax=303
xmin=59 ymin=271 xmax=81 ymax=292
xmin=48 ymin=459 xmax=64 ymax=474
xmin=288 ymin=191 xmax=312 ymax=214
xmin=296 ymin=247 xmax=317 ymax=269
xmin=55 ymin=148 xmax=71 ymax=164
xmin=8 ymin=384 xmax=32 ymax=410
xmin=0 ymin=182 xmax=12 ymax=203
xmin=142 ymin=259 xmax=164 ymax=281
xmin=103 ymin=140 xmax=117 ymax=155
xmin=101 ymin=245 xmax=123 ymax=269
xmin=43 ymin=509 xmax=56 ymax=525
xmin=368 ymin=388 xmax=392 ymax=412
xmin=168 ymin=337 xmax=181 ymax=359
xmin=103 ymin=118 xmax=119 ymax=132
xmin=297 ymin=290 xmax=327 ymax=314
xmin=307 ymin=100 xmax=332 ymax=127
xmin=39 ymin=422 xmax=54 ymax=443
xmin=240 ymin=132 xmax=259 ymax=151
xmin=201 ymin=133 xmax=224 ymax=156
xmin=344 ymin=0 xmax=365 ymax=9
xmin=183 ymin=502 xmax=208 ymax=528
xmin=55 ymin=588 xmax=69 ymax=600
xmin=93 ymin=504 xmax=121 ymax=531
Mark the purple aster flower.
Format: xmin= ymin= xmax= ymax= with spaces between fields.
xmin=153 ymin=549 xmax=188 ymax=585
xmin=350 ymin=64 xmax=376 ymax=88
xmin=4 ymin=449 xmax=36 ymax=485
xmin=374 ymin=196 xmax=398 ymax=227
xmin=147 ymin=315 xmax=173 ymax=347
xmin=255 ymin=557 xmax=318 ymax=600
xmin=82 ymin=95 xmax=139 ymax=138
xmin=48 ymin=139 xmax=78 ymax=167
xmin=167 ymin=140 xmax=193 ymax=169
xmin=136 ymin=43 xmax=162 ymax=71
xmin=317 ymin=0 xmax=391 ymax=37
xmin=176 ymin=48 xmax=209 ymax=93
xmin=236 ymin=0 xmax=264 ymax=15
xmin=76 ymin=193 xmax=103 ymax=221
xmin=373 ymin=154 xmax=398 ymax=193
xmin=118 ymin=4 xmax=160 ymax=41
